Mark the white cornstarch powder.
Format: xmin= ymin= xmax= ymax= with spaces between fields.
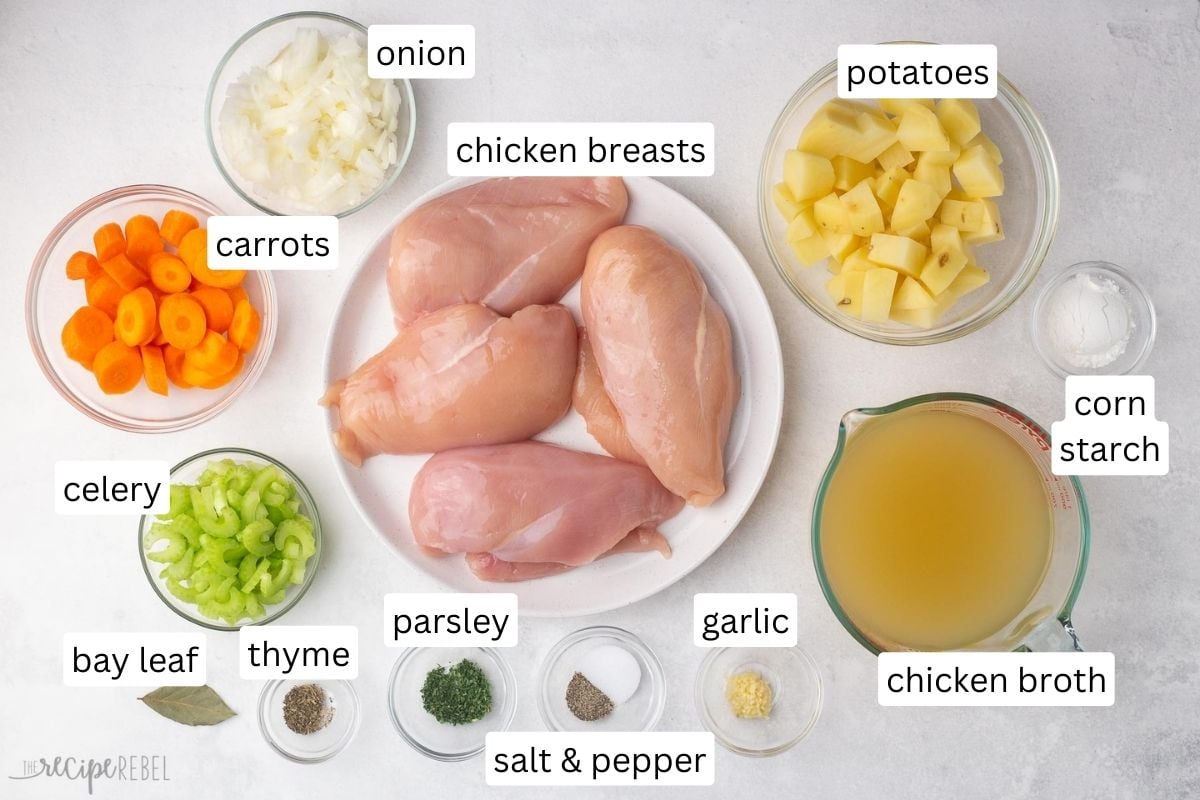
xmin=1044 ymin=273 xmax=1134 ymax=369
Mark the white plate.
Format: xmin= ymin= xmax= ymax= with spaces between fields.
xmin=323 ymin=177 xmax=784 ymax=617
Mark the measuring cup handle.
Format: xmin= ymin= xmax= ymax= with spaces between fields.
xmin=1022 ymin=616 xmax=1084 ymax=652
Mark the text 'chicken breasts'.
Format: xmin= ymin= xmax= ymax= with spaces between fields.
xmin=323 ymin=304 xmax=576 ymax=464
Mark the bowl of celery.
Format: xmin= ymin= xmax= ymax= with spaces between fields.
xmin=139 ymin=448 xmax=321 ymax=630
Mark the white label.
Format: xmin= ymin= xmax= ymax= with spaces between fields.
xmin=64 ymin=633 xmax=205 ymax=687
xmin=878 ymin=652 xmax=1114 ymax=706
xmin=837 ymin=44 xmax=997 ymax=99
xmin=385 ymin=593 xmax=517 ymax=647
xmin=367 ymin=25 xmax=475 ymax=79
xmin=693 ymin=593 xmax=798 ymax=647
xmin=486 ymin=732 xmax=714 ymax=786
xmin=1051 ymin=375 xmax=1169 ymax=476
xmin=206 ymin=216 xmax=338 ymax=271
xmin=239 ymin=625 xmax=358 ymax=680
xmin=446 ymin=122 xmax=714 ymax=177
xmin=55 ymin=461 xmax=168 ymax=515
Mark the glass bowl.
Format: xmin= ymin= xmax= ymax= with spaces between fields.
xmin=205 ymin=11 xmax=417 ymax=217
xmin=138 ymin=448 xmax=322 ymax=631
xmin=758 ymin=47 xmax=1059 ymax=344
xmin=695 ymin=647 xmax=822 ymax=757
xmin=259 ymin=679 xmax=360 ymax=763
xmin=1032 ymin=261 xmax=1156 ymax=377
xmin=537 ymin=626 xmax=665 ymax=732
xmin=388 ymin=647 xmax=516 ymax=761
xmin=25 ymin=185 xmax=276 ymax=432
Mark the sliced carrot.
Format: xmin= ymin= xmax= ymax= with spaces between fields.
xmin=92 ymin=341 xmax=143 ymax=394
xmin=85 ymin=274 xmax=124 ymax=319
xmin=148 ymin=252 xmax=191 ymax=293
xmin=93 ymin=222 xmax=126 ymax=262
xmin=190 ymin=286 xmax=234 ymax=332
xmin=160 ymin=209 xmax=199 ymax=247
xmin=178 ymin=228 xmax=245 ymax=288
xmin=99 ymin=253 xmax=149 ymax=292
xmin=226 ymin=286 xmax=249 ymax=307
xmin=163 ymin=345 xmax=191 ymax=388
xmin=140 ymin=345 xmax=169 ymax=396
xmin=158 ymin=293 xmax=206 ymax=350
xmin=66 ymin=251 xmax=102 ymax=280
xmin=124 ymin=214 xmax=164 ymax=267
xmin=184 ymin=330 xmax=239 ymax=375
xmin=181 ymin=353 xmax=243 ymax=390
xmin=115 ymin=287 xmax=157 ymax=347
xmin=228 ymin=300 xmax=261 ymax=352
xmin=61 ymin=305 xmax=114 ymax=368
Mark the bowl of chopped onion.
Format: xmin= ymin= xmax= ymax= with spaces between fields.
xmin=205 ymin=12 xmax=416 ymax=217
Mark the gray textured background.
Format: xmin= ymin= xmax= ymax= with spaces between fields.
xmin=1 ymin=1 xmax=1196 ymax=797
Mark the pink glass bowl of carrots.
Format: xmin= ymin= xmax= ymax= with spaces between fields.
xmin=25 ymin=185 xmax=276 ymax=432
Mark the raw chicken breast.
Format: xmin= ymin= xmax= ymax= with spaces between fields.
xmin=572 ymin=328 xmax=644 ymax=465
xmin=322 ymin=304 xmax=576 ymax=464
xmin=465 ymin=527 xmax=671 ymax=582
xmin=410 ymin=442 xmax=683 ymax=581
xmin=388 ymin=176 xmax=628 ymax=325
xmin=581 ymin=225 xmax=739 ymax=506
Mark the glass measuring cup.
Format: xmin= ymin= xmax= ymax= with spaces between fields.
xmin=812 ymin=393 xmax=1090 ymax=653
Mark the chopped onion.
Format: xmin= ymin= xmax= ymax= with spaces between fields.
xmin=219 ymin=28 xmax=402 ymax=214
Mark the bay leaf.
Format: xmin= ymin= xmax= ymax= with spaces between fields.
xmin=139 ymin=685 xmax=236 ymax=726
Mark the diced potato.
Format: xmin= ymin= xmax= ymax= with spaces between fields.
xmin=867 ymin=233 xmax=927 ymax=277
xmin=896 ymin=105 xmax=950 ymax=152
xmin=894 ymin=275 xmax=936 ymax=310
xmin=873 ymin=168 xmax=909 ymax=207
xmin=935 ymin=99 xmax=981 ymax=146
xmin=789 ymin=233 xmax=829 ymax=266
xmin=949 ymin=264 xmax=991 ymax=296
xmin=965 ymin=132 xmax=1003 ymax=165
xmin=832 ymin=156 xmax=875 ymax=192
xmin=889 ymin=179 xmax=941 ymax=232
xmin=826 ymin=270 xmax=865 ymax=317
xmin=773 ymin=182 xmax=804 ymax=221
xmin=879 ymin=98 xmax=934 ymax=116
xmin=840 ymin=179 xmax=885 ymax=236
xmin=842 ymin=245 xmax=873 ymax=273
xmin=821 ymin=230 xmax=860 ymax=263
xmin=913 ymin=154 xmax=952 ymax=198
xmin=920 ymin=142 xmax=961 ymax=167
xmin=784 ymin=150 xmax=835 ymax=201
xmin=953 ymin=145 xmax=1005 ymax=197
xmin=785 ymin=206 xmax=819 ymax=242
xmin=890 ymin=306 xmax=937 ymax=328
xmin=861 ymin=267 xmax=899 ymax=323
xmin=847 ymin=112 xmax=898 ymax=163
xmin=797 ymin=102 xmax=861 ymax=159
xmin=814 ymin=192 xmax=852 ymax=234
xmin=875 ymin=141 xmax=914 ymax=171
xmin=919 ymin=224 xmax=968 ymax=294
xmin=892 ymin=219 xmax=931 ymax=245
xmin=962 ymin=198 xmax=1004 ymax=244
xmin=938 ymin=198 xmax=986 ymax=231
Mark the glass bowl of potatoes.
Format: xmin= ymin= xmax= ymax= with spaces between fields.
xmin=758 ymin=48 xmax=1059 ymax=345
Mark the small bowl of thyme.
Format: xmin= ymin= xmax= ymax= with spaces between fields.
xmin=258 ymin=679 xmax=360 ymax=763
xmin=388 ymin=646 xmax=516 ymax=761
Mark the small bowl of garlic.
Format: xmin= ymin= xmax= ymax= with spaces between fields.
xmin=205 ymin=12 xmax=417 ymax=217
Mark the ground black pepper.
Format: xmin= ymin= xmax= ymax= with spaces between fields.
xmin=566 ymin=672 xmax=614 ymax=721
xmin=282 ymin=683 xmax=334 ymax=735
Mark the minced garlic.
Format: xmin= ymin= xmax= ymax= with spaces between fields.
xmin=725 ymin=670 xmax=773 ymax=719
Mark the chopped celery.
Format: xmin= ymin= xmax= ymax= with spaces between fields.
xmin=145 ymin=457 xmax=317 ymax=626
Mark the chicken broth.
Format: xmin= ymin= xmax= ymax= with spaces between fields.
xmin=819 ymin=408 xmax=1053 ymax=651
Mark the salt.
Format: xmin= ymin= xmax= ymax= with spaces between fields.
xmin=577 ymin=645 xmax=641 ymax=705
xmin=1044 ymin=273 xmax=1134 ymax=369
